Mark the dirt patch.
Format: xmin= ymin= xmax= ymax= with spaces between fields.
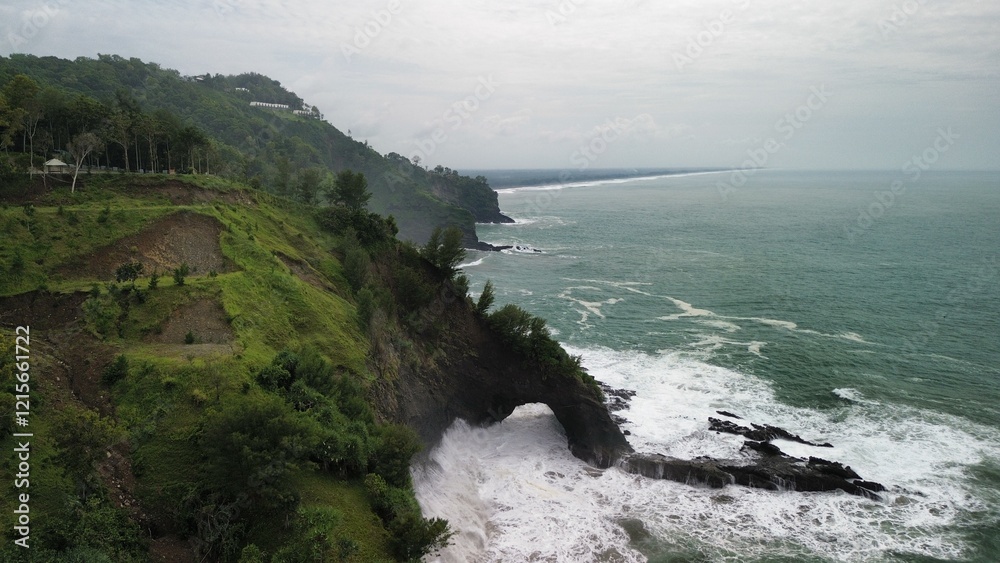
xmin=150 ymin=298 xmax=234 ymax=345
xmin=0 ymin=290 xmax=87 ymax=329
xmin=56 ymin=211 xmax=235 ymax=281
xmin=149 ymin=536 xmax=196 ymax=563
xmin=144 ymin=179 xmax=254 ymax=206
xmin=278 ymin=252 xmax=335 ymax=292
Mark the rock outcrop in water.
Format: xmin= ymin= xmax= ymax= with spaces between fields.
xmin=621 ymin=415 xmax=885 ymax=500
xmin=378 ymin=292 xmax=883 ymax=497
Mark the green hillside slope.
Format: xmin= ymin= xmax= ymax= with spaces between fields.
xmin=0 ymin=53 xmax=511 ymax=247
xmin=0 ymin=175 xmax=449 ymax=562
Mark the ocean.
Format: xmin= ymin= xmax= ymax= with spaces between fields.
xmin=412 ymin=170 xmax=1000 ymax=562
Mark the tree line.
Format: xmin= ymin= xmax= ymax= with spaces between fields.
xmin=0 ymin=73 xmax=215 ymax=187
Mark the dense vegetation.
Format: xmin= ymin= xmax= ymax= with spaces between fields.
xmin=0 ymin=53 xmax=508 ymax=245
xmin=0 ymin=173 xmax=459 ymax=561
xmin=0 ymin=53 xmax=603 ymax=562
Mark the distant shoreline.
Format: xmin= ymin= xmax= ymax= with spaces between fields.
xmin=492 ymin=169 xmax=736 ymax=194
xmin=462 ymin=167 xmax=728 ymax=191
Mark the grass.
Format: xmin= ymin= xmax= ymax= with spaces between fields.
xmin=291 ymin=471 xmax=394 ymax=562
xmin=0 ymin=175 xmax=398 ymax=559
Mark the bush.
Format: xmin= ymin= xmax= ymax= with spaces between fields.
xmin=184 ymin=331 xmax=195 ymax=344
xmin=173 ymin=263 xmax=190 ymax=286
xmin=488 ymin=303 xmax=585 ymax=381
xmin=394 ymin=267 xmax=434 ymax=313
xmin=148 ymin=269 xmax=159 ymax=290
xmin=369 ymin=424 xmax=422 ymax=488
xmin=256 ymin=364 xmax=293 ymax=392
xmin=343 ymin=246 xmax=370 ymax=293
xmin=82 ymin=294 xmax=122 ymax=339
xmin=115 ymin=261 xmax=144 ymax=285
xmin=101 ymin=355 xmax=129 ymax=386
xmin=317 ymin=207 xmax=397 ymax=247
xmin=363 ymin=473 xmax=452 ymax=560
xmin=388 ymin=512 xmax=452 ymax=561
xmin=356 ymin=287 xmax=376 ymax=329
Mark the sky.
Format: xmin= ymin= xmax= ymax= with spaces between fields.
xmin=1 ymin=0 xmax=998 ymax=170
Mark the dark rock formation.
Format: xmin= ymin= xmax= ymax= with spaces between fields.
xmin=375 ymin=299 xmax=633 ymax=468
xmin=377 ymin=292 xmax=884 ymax=498
xmin=622 ymin=452 xmax=884 ymax=500
xmin=709 ymin=417 xmax=834 ymax=448
xmin=716 ymin=410 xmax=742 ymax=419
xmin=600 ymin=383 xmax=636 ymax=412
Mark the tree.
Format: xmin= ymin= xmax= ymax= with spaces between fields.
xmin=104 ymin=108 xmax=132 ymax=172
xmin=423 ymin=226 xmax=466 ymax=276
xmin=52 ymin=405 xmax=124 ymax=500
xmin=296 ymin=167 xmax=323 ymax=205
xmin=1 ymin=75 xmax=40 ymax=161
xmin=329 ymin=169 xmax=371 ymax=211
xmin=114 ymin=261 xmax=144 ymax=286
xmin=199 ymin=393 xmax=315 ymax=509
xmin=476 ymin=280 xmax=496 ymax=315
xmin=67 ymin=132 xmax=101 ymax=193
xmin=172 ymin=262 xmax=190 ymax=286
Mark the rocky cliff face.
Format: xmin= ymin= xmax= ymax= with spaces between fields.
xmin=373 ymin=296 xmax=633 ymax=468
xmin=376 ymin=299 xmax=887 ymax=500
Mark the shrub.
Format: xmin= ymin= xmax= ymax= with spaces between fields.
xmin=82 ymin=294 xmax=122 ymax=339
xmin=394 ymin=267 xmax=434 ymax=312
xmin=256 ymin=364 xmax=293 ymax=392
xmin=114 ymin=261 xmax=144 ymax=285
xmin=10 ymin=250 xmax=25 ymax=276
xmin=184 ymin=331 xmax=195 ymax=345
xmin=343 ymin=245 xmax=370 ymax=293
xmin=369 ymin=424 xmax=422 ymax=488
xmin=148 ymin=269 xmax=159 ymax=290
xmin=356 ymin=287 xmax=376 ymax=329
xmin=101 ymin=355 xmax=129 ymax=386
xmin=173 ymin=263 xmax=190 ymax=286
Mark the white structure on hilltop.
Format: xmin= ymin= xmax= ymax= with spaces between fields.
xmin=250 ymin=101 xmax=290 ymax=109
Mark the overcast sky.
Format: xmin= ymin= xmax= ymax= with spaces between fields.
xmin=2 ymin=0 xmax=998 ymax=170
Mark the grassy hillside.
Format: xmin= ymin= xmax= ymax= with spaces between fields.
xmin=0 ymin=175 xmax=453 ymax=562
xmin=0 ymin=53 xmax=510 ymax=247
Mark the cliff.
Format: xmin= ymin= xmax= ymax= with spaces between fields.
xmin=372 ymin=288 xmax=633 ymax=468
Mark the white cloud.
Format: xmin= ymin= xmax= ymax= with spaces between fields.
xmin=2 ymin=0 xmax=997 ymax=169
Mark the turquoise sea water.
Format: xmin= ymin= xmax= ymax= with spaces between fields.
xmin=415 ymin=170 xmax=1000 ymax=562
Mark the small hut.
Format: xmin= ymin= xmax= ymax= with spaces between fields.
xmin=44 ymin=158 xmax=72 ymax=175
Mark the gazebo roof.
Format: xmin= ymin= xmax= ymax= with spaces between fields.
xmin=44 ymin=158 xmax=69 ymax=166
